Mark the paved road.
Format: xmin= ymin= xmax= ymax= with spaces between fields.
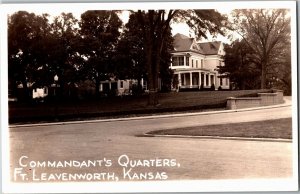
xmin=9 ymin=104 xmax=293 ymax=182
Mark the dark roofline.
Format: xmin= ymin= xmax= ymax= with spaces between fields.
xmin=173 ymin=33 xmax=191 ymax=39
xmin=170 ymin=50 xmax=222 ymax=56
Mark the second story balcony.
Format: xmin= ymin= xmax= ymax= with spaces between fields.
xmin=170 ymin=55 xmax=190 ymax=69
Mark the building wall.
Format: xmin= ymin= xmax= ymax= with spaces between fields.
xmin=117 ymin=80 xmax=132 ymax=95
xmin=204 ymin=56 xmax=220 ymax=71
xmin=32 ymin=87 xmax=48 ymax=99
xmin=189 ymin=53 xmax=205 ymax=69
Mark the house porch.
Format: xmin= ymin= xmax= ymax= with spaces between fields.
xmin=173 ymin=70 xmax=217 ymax=90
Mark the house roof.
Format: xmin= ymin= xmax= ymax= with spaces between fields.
xmin=173 ymin=33 xmax=221 ymax=55
xmin=198 ymin=41 xmax=221 ymax=55
xmin=173 ymin=33 xmax=194 ymax=52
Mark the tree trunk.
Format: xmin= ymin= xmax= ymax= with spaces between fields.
xmin=137 ymin=77 xmax=142 ymax=96
xmin=261 ymin=62 xmax=267 ymax=89
xmin=21 ymin=78 xmax=30 ymax=101
xmin=95 ymin=78 xmax=100 ymax=97
xmin=59 ymin=79 xmax=65 ymax=99
xmin=241 ymin=82 xmax=245 ymax=90
xmin=9 ymin=79 xmax=18 ymax=97
xmin=144 ymin=32 xmax=158 ymax=106
xmin=148 ymin=90 xmax=158 ymax=106
xmin=137 ymin=10 xmax=171 ymax=107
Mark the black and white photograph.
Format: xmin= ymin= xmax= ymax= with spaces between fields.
xmin=1 ymin=1 xmax=298 ymax=193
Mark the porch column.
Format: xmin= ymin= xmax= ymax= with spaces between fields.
xmin=204 ymin=73 xmax=207 ymax=86
xmin=183 ymin=73 xmax=186 ymax=86
xmin=109 ymin=82 xmax=112 ymax=90
xmin=184 ymin=56 xmax=186 ymax=66
xmin=178 ymin=73 xmax=182 ymax=87
xmin=213 ymin=74 xmax=216 ymax=85
xmin=208 ymin=74 xmax=211 ymax=86
xmin=198 ymin=72 xmax=201 ymax=89
xmin=190 ymin=72 xmax=193 ymax=87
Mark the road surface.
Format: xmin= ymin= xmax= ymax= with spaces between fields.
xmin=9 ymin=104 xmax=293 ymax=182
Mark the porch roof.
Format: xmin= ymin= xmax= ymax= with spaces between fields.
xmin=173 ymin=68 xmax=214 ymax=73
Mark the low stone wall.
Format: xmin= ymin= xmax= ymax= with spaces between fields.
xmin=226 ymin=89 xmax=284 ymax=110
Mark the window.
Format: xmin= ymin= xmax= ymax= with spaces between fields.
xmin=192 ymin=44 xmax=200 ymax=50
xmin=226 ymin=78 xmax=229 ymax=86
xmin=196 ymin=60 xmax=198 ymax=68
xmin=186 ymin=57 xmax=189 ymax=66
xmin=172 ymin=56 xmax=184 ymax=66
xmin=201 ymin=59 xmax=204 ymax=68
xmin=192 ymin=59 xmax=194 ymax=67
xmin=220 ymin=78 xmax=223 ymax=86
xmin=120 ymin=81 xmax=124 ymax=89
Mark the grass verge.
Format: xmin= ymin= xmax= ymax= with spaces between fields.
xmin=146 ymin=118 xmax=292 ymax=139
xmin=9 ymin=89 xmax=270 ymax=123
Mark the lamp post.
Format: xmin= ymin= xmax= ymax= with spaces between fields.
xmin=54 ymin=75 xmax=59 ymax=121
xmin=54 ymin=75 xmax=59 ymax=96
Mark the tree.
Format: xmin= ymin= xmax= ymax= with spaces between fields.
xmin=114 ymin=12 xmax=174 ymax=94
xmin=114 ymin=12 xmax=147 ymax=86
xmin=267 ymin=37 xmax=291 ymax=94
xmin=231 ymin=9 xmax=291 ymax=89
xmin=8 ymin=11 xmax=51 ymax=100
xmin=79 ymin=10 xmax=122 ymax=96
xmin=136 ymin=10 xmax=227 ymax=105
xmin=218 ymin=40 xmax=260 ymax=90
xmin=48 ymin=12 xmax=80 ymax=98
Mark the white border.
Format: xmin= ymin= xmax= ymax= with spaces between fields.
xmin=1 ymin=1 xmax=297 ymax=11
xmin=1 ymin=1 xmax=298 ymax=193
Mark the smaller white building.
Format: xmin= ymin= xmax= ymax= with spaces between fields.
xmin=99 ymin=78 xmax=147 ymax=96
xmin=32 ymin=87 xmax=48 ymax=99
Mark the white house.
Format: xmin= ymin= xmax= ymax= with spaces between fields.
xmin=98 ymin=33 xmax=229 ymax=95
xmin=171 ymin=33 xmax=230 ymax=90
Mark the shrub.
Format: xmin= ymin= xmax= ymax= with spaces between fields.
xmin=131 ymin=84 xmax=144 ymax=96
xmin=210 ymin=84 xmax=215 ymax=91
xmin=200 ymin=83 xmax=204 ymax=91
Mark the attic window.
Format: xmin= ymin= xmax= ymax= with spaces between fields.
xmin=192 ymin=44 xmax=199 ymax=50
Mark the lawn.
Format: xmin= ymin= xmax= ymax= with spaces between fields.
xmin=9 ymin=89 xmax=270 ymax=123
xmin=146 ymin=118 xmax=292 ymax=139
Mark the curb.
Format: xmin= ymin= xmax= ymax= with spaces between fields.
xmin=10 ymin=102 xmax=291 ymax=128
xmin=143 ymin=133 xmax=292 ymax=143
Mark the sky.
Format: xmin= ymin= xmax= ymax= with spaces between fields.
xmin=6 ymin=5 xmax=234 ymax=44
xmin=5 ymin=1 xmax=295 ymax=44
